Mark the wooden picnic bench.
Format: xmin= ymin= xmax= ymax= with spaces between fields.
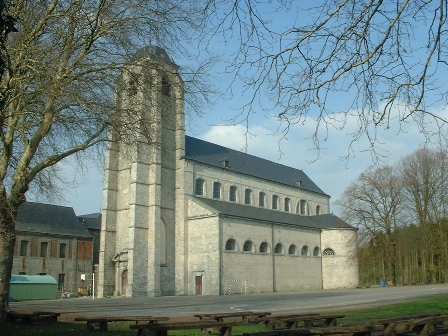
xmin=6 ymin=310 xmax=61 ymax=325
xmin=257 ymin=314 xmax=345 ymax=331
xmin=130 ymin=320 xmax=236 ymax=336
xmin=406 ymin=315 xmax=448 ymax=336
xmin=195 ymin=311 xmax=272 ymax=323
xmin=242 ymin=324 xmax=385 ymax=336
xmin=254 ymin=314 xmax=321 ymax=330
xmin=370 ymin=312 xmax=442 ymax=336
xmin=74 ymin=316 xmax=169 ymax=331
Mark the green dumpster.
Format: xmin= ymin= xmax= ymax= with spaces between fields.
xmin=9 ymin=274 xmax=57 ymax=301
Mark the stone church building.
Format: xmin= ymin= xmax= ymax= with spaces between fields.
xmin=97 ymin=47 xmax=359 ymax=298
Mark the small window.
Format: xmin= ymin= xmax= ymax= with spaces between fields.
xmin=58 ymin=273 xmax=65 ymax=290
xmin=161 ymin=76 xmax=171 ymax=96
xmin=288 ymin=244 xmax=297 ymax=255
xmin=245 ymin=189 xmax=252 ymax=205
xmin=272 ymin=195 xmax=278 ymax=210
xmin=59 ymin=243 xmax=67 ymax=258
xmin=20 ymin=240 xmax=29 ymax=257
xmin=195 ymin=178 xmax=204 ymax=196
xmin=40 ymin=242 xmax=48 ymax=258
xmin=324 ymin=248 xmax=335 ymax=256
xmin=259 ymin=242 xmax=268 ymax=253
xmin=225 ymin=239 xmax=236 ymax=251
xmin=243 ymin=240 xmax=253 ymax=252
xmin=284 ymin=198 xmax=291 ymax=212
xmin=128 ymin=72 xmax=139 ymax=96
xmin=301 ymin=245 xmax=309 ymax=256
xmin=313 ymin=247 xmax=320 ymax=257
xmin=316 ymin=205 xmax=321 ymax=215
xmin=300 ymin=200 xmax=307 ymax=215
xmin=259 ymin=192 xmax=266 ymax=207
xmin=213 ymin=182 xmax=221 ymax=199
xmin=229 ymin=186 xmax=237 ymax=202
xmin=274 ymin=243 xmax=283 ymax=254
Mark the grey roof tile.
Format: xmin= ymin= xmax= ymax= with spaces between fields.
xmin=190 ymin=197 xmax=354 ymax=230
xmin=184 ymin=136 xmax=329 ymax=196
xmin=15 ymin=202 xmax=93 ymax=238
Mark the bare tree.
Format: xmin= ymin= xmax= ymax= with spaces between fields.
xmin=0 ymin=0 xmax=213 ymax=318
xmin=207 ymin=1 xmax=448 ymax=158
xmin=336 ymin=165 xmax=403 ymax=285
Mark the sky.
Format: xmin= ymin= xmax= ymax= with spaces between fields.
xmin=43 ymin=1 xmax=448 ymax=218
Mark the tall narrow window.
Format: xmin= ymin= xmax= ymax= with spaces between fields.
xmin=161 ymin=76 xmax=171 ymax=96
xmin=229 ymin=186 xmax=237 ymax=202
xmin=272 ymin=195 xmax=278 ymax=210
xmin=195 ymin=178 xmax=204 ymax=196
xmin=40 ymin=242 xmax=48 ymax=258
xmin=213 ymin=182 xmax=221 ymax=199
xmin=284 ymin=198 xmax=291 ymax=212
xmin=59 ymin=243 xmax=67 ymax=258
xmin=20 ymin=240 xmax=29 ymax=256
xmin=300 ymin=200 xmax=307 ymax=215
xmin=58 ymin=273 xmax=65 ymax=291
xmin=259 ymin=192 xmax=266 ymax=207
xmin=245 ymin=189 xmax=252 ymax=205
xmin=301 ymin=245 xmax=309 ymax=256
xmin=316 ymin=205 xmax=321 ymax=215
xmin=313 ymin=247 xmax=320 ymax=256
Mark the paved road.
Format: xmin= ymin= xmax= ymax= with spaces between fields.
xmin=10 ymin=284 xmax=448 ymax=317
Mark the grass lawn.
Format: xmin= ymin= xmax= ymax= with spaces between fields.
xmin=3 ymin=293 xmax=448 ymax=335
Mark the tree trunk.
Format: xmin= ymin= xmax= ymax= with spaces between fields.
xmin=0 ymin=190 xmax=16 ymax=319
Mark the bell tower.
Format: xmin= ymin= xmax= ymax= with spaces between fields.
xmin=98 ymin=46 xmax=185 ymax=297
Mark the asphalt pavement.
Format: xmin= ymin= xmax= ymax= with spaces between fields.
xmin=9 ymin=283 xmax=448 ymax=317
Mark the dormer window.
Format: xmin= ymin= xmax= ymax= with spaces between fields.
xmin=295 ymin=180 xmax=303 ymax=187
xmin=220 ymin=159 xmax=230 ymax=168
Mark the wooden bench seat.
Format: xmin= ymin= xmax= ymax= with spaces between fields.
xmin=258 ymin=314 xmax=345 ymax=331
xmin=74 ymin=316 xmax=168 ymax=331
xmin=195 ymin=311 xmax=271 ymax=323
xmin=242 ymin=324 xmax=385 ymax=336
xmin=370 ymin=312 xmax=442 ymax=336
xmin=6 ymin=311 xmax=61 ymax=325
xmin=130 ymin=320 xmax=236 ymax=336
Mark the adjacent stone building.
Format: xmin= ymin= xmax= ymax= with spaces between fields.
xmin=13 ymin=202 xmax=94 ymax=296
xmin=97 ymin=46 xmax=359 ymax=298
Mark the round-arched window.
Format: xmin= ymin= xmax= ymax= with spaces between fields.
xmin=288 ymin=244 xmax=297 ymax=255
xmin=313 ymin=246 xmax=320 ymax=256
xmin=301 ymin=245 xmax=309 ymax=256
xmin=323 ymin=248 xmax=335 ymax=256
xmin=243 ymin=240 xmax=253 ymax=252
xmin=225 ymin=239 xmax=236 ymax=251
xmin=274 ymin=243 xmax=283 ymax=254
xmin=259 ymin=242 xmax=268 ymax=253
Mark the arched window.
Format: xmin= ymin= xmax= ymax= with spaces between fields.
xmin=313 ymin=247 xmax=320 ymax=256
xmin=195 ymin=178 xmax=205 ymax=196
xmin=272 ymin=195 xmax=279 ymax=210
xmin=301 ymin=245 xmax=309 ymax=256
xmin=225 ymin=239 xmax=236 ymax=251
xmin=229 ymin=186 xmax=237 ymax=202
xmin=274 ymin=243 xmax=283 ymax=254
xmin=316 ymin=205 xmax=321 ymax=215
xmin=324 ymin=248 xmax=335 ymax=256
xmin=213 ymin=182 xmax=221 ymax=199
xmin=300 ymin=200 xmax=307 ymax=215
xmin=161 ymin=76 xmax=171 ymax=96
xmin=243 ymin=240 xmax=253 ymax=252
xmin=245 ymin=189 xmax=252 ymax=205
xmin=259 ymin=192 xmax=266 ymax=207
xmin=288 ymin=244 xmax=297 ymax=255
xmin=284 ymin=198 xmax=291 ymax=212
xmin=259 ymin=242 xmax=268 ymax=253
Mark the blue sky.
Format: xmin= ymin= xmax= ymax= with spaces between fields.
xmin=39 ymin=2 xmax=448 ymax=217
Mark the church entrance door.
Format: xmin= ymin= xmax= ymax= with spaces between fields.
xmin=195 ymin=276 xmax=202 ymax=295
xmin=122 ymin=270 xmax=128 ymax=296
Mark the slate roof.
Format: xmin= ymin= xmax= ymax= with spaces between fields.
xmin=15 ymin=202 xmax=93 ymax=238
xmin=190 ymin=197 xmax=355 ymax=230
xmin=184 ymin=136 xmax=329 ymax=196
xmin=77 ymin=213 xmax=101 ymax=230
